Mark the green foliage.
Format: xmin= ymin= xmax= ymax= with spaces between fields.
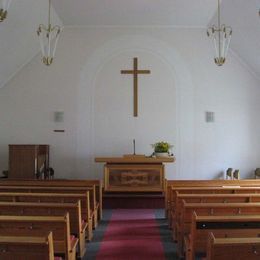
xmin=152 ymin=141 xmax=173 ymax=153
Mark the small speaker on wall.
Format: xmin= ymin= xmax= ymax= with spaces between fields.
xmin=54 ymin=111 xmax=64 ymax=123
xmin=205 ymin=111 xmax=214 ymax=123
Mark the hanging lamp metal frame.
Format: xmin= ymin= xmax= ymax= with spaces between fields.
xmin=37 ymin=0 xmax=61 ymax=66
xmin=0 ymin=0 xmax=12 ymax=22
xmin=207 ymin=0 xmax=232 ymax=66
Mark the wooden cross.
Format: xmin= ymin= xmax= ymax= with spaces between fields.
xmin=121 ymin=57 xmax=151 ymax=117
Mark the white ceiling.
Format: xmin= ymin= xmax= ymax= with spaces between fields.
xmin=51 ymin=0 xmax=260 ymax=78
xmin=52 ymin=0 xmax=217 ymax=27
xmin=1 ymin=0 xmax=260 ymax=89
xmin=217 ymin=0 xmax=260 ymax=78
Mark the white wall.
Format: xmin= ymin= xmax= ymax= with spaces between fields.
xmin=0 ymin=27 xmax=260 ymax=180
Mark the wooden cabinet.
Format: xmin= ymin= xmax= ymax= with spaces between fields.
xmin=95 ymin=156 xmax=175 ymax=192
xmin=9 ymin=145 xmax=49 ymax=179
xmin=104 ymin=163 xmax=165 ymax=192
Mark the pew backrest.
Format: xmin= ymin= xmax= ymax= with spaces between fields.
xmin=170 ymin=187 xmax=260 ymax=218
xmin=0 ymin=232 xmax=55 ymax=260
xmin=0 ymin=185 xmax=95 ymax=215
xmin=0 ymin=200 xmax=88 ymax=256
xmin=0 ymin=179 xmax=103 ymax=219
xmin=0 ymin=191 xmax=90 ymax=222
xmin=172 ymin=193 xmax=254 ymax=232
xmin=0 ymin=200 xmax=82 ymax=241
xmin=188 ymin=213 xmax=260 ymax=260
xmin=206 ymin=232 xmax=260 ymax=260
xmin=0 ymin=213 xmax=77 ymax=260
xmin=166 ymin=179 xmax=260 ymax=218
xmin=177 ymin=201 xmax=260 ymax=257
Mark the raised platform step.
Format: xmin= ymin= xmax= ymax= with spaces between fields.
xmin=103 ymin=192 xmax=165 ymax=209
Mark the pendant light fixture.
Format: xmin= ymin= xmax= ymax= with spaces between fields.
xmin=0 ymin=0 xmax=12 ymax=22
xmin=207 ymin=0 xmax=232 ymax=66
xmin=37 ymin=0 xmax=61 ymax=66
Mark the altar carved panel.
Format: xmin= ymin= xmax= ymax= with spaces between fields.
xmin=104 ymin=164 xmax=164 ymax=192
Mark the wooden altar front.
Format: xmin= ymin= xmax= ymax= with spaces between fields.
xmin=95 ymin=156 xmax=175 ymax=192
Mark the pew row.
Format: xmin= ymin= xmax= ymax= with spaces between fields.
xmin=0 ymin=186 xmax=98 ymax=229
xmin=185 ymin=213 xmax=260 ymax=260
xmin=0 ymin=213 xmax=78 ymax=260
xmin=172 ymin=192 xmax=256 ymax=239
xmin=168 ymin=186 xmax=260 ymax=226
xmin=177 ymin=201 xmax=260 ymax=257
xmin=0 ymin=192 xmax=93 ymax=241
xmin=165 ymin=179 xmax=260 ymax=219
xmin=206 ymin=232 xmax=260 ymax=260
xmin=0 ymin=179 xmax=103 ymax=221
xmin=0 ymin=201 xmax=87 ymax=258
xmin=0 ymin=232 xmax=58 ymax=260
xmin=172 ymin=192 xmax=260 ymax=230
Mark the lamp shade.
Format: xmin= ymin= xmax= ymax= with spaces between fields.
xmin=37 ymin=24 xmax=61 ymax=66
xmin=207 ymin=0 xmax=232 ymax=66
xmin=207 ymin=24 xmax=232 ymax=66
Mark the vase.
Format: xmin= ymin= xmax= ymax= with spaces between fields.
xmin=154 ymin=152 xmax=169 ymax=157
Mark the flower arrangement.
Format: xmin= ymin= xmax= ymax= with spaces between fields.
xmin=151 ymin=141 xmax=173 ymax=155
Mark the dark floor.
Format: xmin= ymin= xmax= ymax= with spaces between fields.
xmin=103 ymin=193 xmax=165 ymax=209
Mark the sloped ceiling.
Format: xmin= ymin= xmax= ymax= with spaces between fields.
xmin=216 ymin=0 xmax=260 ymax=77
xmin=52 ymin=0 xmax=260 ymax=77
xmin=0 ymin=0 xmax=62 ymax=88
xmin=52 ymin=0 xmax=217 ymax=27
xmin=1 ymin=0 xmax=260 ymax=88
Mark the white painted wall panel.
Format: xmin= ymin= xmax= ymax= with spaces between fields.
xmin=0 ymin=28 xmax=259 ymax=180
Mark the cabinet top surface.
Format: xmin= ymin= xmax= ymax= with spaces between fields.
xmin=95 ymin=156 xmax=175 ymax=164
xmin=9 ymin=145 xmax=49 ymax=146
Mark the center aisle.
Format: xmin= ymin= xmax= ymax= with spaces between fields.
xmin=84 ymin=209 xmax=177 ymax=260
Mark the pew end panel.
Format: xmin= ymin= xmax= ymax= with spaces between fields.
xmin=0 ymin=213 xmax=78 ymax=260
xmin=0 ymin=232 xmax=55 ymax=260
xmin=206 ymin=232 xmax=260 ymax=260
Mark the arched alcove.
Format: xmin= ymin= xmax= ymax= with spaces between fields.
xmin=76 ymin=34 xmax=194 ymax=179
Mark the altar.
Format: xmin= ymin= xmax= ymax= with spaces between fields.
xmin=95 ymin=156 xmax=175 ymax=192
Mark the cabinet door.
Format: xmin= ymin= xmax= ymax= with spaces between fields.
xmin=9 ymin=145 xmax=38 ymax=179
xmin=104 ymin=164 xmax=164 ymax=192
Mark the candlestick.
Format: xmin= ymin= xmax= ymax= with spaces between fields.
xmin=133 ymin=139 xmax=136 ymax=155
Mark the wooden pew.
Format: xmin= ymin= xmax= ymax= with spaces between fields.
xmin=169 ymin=186 xmax=260 ymax=227
xmin=0 ymin=185 xmax=98 ymax=229
xmin=0 ymin=213 xmax=78 ymax=260
xmin=0 ymin=179 xmax=103 ymax=221
xmin=0 ymin=201 xmax=87 ymax=258
xmin=172 ymin=193 xmax=252 ymax=239
xmin=0 ymin=192 xmax=93 ymax=241
xmin=0 ymin=232 xmax=57 ymax=260
xmin=206 ymin=232 xmax=260 ymax=260
xmin=185 ymin=213 xmax=260 ymax=260
xmin=177 ymin=201 xmax=260 ymax=257
xmin=165 ymin=179 xmax=260 ymax=219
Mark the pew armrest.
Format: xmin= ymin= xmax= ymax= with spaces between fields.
xmin=70 ymin=236 xmax=79 ymax=253
xmin=184 ymin=234 xmax=192 ymax=260
xmin=81 ymin=220 xmax=88 ymax=233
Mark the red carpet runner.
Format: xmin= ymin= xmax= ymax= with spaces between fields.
xmin=96 ymin=209 xmax=165 ymax=260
